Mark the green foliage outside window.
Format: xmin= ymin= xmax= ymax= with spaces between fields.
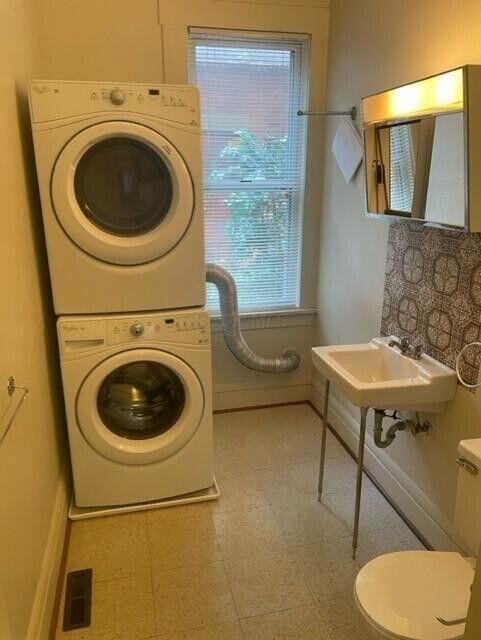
xmin=209 ymin=129 xmax=292 ymax=308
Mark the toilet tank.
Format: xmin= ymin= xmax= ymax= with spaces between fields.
xmin=454 ymin=439 xmax=481 ymax=555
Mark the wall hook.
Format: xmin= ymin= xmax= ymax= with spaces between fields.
xmin=7 ymin=376 xmax=28 ymax=397
xmin=1 ymin=377 xmax=29 ymax=447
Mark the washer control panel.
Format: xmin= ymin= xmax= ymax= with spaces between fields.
xmin=58 ymin=311 xmax=210 ymax=356
xmin=29 ymin=80 xmax=199 ymax=127
xmin=107 ymin=312 xmax=209 ymax=346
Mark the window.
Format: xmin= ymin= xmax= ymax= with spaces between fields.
xmin=189 ymin=30 xmax=308 ymax=311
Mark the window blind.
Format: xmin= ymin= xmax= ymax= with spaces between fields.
xmin=389 ymin=125 xmax=415 ymax=212
xmin=189 ymin=30 xmax=308 ymax=311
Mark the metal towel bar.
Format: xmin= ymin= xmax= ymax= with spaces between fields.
xmin=297 ymin=106 xmax=357 ymax=120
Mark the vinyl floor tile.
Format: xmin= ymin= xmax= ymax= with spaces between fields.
xmin=255 ymin=462 xmax=319 ymax=505
xmin=317 ymin=596 xmax=368 ymax=639
xmin=271 ymin=498 xmax=352 ymax=547
xmin=209 ymin=470 xmax=269 ymax=514
xmin=152 ymin=562 xmax=237 ymax=634
xmin=148 ymin=514 xmax=222 ymax=571
xmin=323 ymin=485 xmax=402 ymax=533
xmin=224 ymin=548 xmax=313 ymax=618
xmin=241 ymin=604 xmax=331 ymax=640
xmin=66 ymin=512 xmax=150 ymax=582
xmin=295 ymin=545 xmax=360 ymax=603
xmin=213 ymin=505 xmax=286 ymax=559
xmin=156 ymin=621 xmax=244 ymax=640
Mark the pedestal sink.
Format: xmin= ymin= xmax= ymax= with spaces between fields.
xmin=312 ymin=336 xmax=458 ymax=412
xmin=311 ymin=336 xmax=458 ymax=559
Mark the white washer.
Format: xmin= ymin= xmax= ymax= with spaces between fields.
xmin=57 ymin=309 xmax=213 ymax=507
xmin=29 ymin=80 xmax=205 ymax=314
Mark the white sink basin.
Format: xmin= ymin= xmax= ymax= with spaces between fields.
xmin=312 ymin=337 xmax=457 ymax=412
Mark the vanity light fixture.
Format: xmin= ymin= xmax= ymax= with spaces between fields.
xmin=363 ymin=67 xmax=464 ymax=124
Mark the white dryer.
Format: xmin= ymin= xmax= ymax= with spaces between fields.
xmin=29 ymin=80 xmax=205 ymax=314
xmin=57 ymin=309 xmax=213 ymax=507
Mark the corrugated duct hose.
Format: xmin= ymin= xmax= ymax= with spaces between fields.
xmin=206 ymin=263 xmax=301 ymax=373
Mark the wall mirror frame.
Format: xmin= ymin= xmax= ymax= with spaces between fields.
xmin=362 ymin=65 xmax=481 ymax=231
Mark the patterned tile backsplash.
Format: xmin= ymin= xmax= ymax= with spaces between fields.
xmin=381 ymin=220 xmax=481 ymax=385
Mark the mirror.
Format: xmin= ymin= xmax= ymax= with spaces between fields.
xmin=372 ymin=118 xmax=434 ymax=218
xmin=424 ymin=112 xmax=465 ymax=227
xmin=361 ymin=66 xmax=481 ymax=230
xmin=365 ymin=111 xmax=465 ymax=227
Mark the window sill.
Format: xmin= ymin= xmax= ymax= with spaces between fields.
xmin=209 ymin=307 xmax=317 ymax=332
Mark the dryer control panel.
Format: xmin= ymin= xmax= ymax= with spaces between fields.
xmin=58 ymin=311 xmax=210 ymax=356
xmin=29 ymin=80 xmax=200 ymax=127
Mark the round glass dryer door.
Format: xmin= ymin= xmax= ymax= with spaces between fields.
xmin=51 ymin=121 xmax=194 ymax=265
xmin=76 ymin=349 xmax=204 ymax=465
xmin=74 ymin=138 xmax=173 ymax=237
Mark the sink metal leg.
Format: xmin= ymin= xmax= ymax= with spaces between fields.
xmin=318 ymin=379 xmax=330 ymax=501
xmin=352 ymin=406 xmax=369 ymax=559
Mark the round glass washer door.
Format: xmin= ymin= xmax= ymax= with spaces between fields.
xmin=76 ymin=349 xmax=204 ymax=465
xmin=51 ymin=121 xmax=194 ymax=266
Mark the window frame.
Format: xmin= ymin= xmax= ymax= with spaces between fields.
xmin=189 ymin=28 xmax=310 ymax=312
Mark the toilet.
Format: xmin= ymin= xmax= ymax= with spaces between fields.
xmin=354 ymin=438 xmax=481 ymax=640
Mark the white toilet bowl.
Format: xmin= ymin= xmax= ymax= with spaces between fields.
xmin=354 ymin=551 xmax=475 ymax=640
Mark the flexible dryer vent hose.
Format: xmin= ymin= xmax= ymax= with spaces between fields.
xmin=206 ymin=263 xmax=301 ymax=373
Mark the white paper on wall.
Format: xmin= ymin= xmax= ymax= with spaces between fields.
xmin=331 ymin=118 xmax=363 ymax=183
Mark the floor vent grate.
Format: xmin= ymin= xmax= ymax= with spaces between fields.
xmin=62 ymin=568 xmax=93 ymax=631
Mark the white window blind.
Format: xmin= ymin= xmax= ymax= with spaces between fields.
xmin=189 ymin=30 xmax=308 ymax=311
xmin=389 ymin=125 xmax=415 ymax=212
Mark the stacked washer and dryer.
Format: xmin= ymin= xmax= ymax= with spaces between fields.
xmin=29 ymin=80 xmax=215 ymax=510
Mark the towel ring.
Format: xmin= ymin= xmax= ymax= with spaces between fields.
xmin=455 ymin=342 xmax=481 ymax=389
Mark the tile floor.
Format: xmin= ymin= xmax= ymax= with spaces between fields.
xmin=55 ymin=404 xmax=425 ymax=639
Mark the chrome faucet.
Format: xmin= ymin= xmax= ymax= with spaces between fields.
xmin=388 ymin=336 xmax=423 ymax=360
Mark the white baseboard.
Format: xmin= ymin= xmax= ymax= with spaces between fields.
xmin=27 ymin=472 xmax=70 ymax=640
xmin=310 ymin=379 xmax=463 ymax=553
xmin=213 ymin=377 xmax=311 ymax=411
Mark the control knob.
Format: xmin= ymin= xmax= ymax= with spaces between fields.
xmin=130 ymin=323 xmax=144 ymax=337
xmin=110 ymin=88 xmax=125 ymax=105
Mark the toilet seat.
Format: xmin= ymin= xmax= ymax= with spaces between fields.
xmin=354 ymin=551 xmax=475 ymax=640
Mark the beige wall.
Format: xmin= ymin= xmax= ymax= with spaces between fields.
xmin=37 ymin=0 xmax=164 ymax=84
xmin=211 ymin=314 xmax=317 ymax=409
xmin=466 ymin=557 xmax=481 ymax=639
xmin=0 ymin=1 xmax=66 ymax=638
xmin=35 ymin=0 xmax=330 ymax=408
xmin=318 ymin=0 xmax=481 ymax=548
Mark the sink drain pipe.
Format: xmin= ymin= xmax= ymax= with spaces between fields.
xmin=206 ymin=263 xmax=301 ymax=373
xmin=373 ymin=409 xmax=431 ymax=448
